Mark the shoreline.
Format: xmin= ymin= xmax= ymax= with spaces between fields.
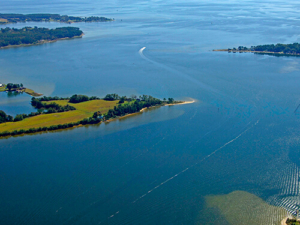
xmin=213 ymin=49 xmax=300 ymax=56
xmin=281 ymin=217 xmax=288 ymax=225
xmin=0 ymin=19 xmax=114 ymax=25
xmin=0 ymin=87 xmax=43 ymax=97
xmin=0 ymin=33 xmax=84 ymax=50
xmin=0 ymin=100 xmax=195 ymax=138
xmin=165 ymin=100 xmax=195 ymax=106
xmin=105 ymin=100 xmax=195 ymax=122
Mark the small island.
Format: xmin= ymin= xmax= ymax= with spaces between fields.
xmin=0 ymin=13 xmax=113 ymax=24
xmin=0 ymin=27 xmax=83 ymax=48
xmin=0 ymin=83 xmax=42 ymax=96
xmin=0 ymin=94 xmax=194 ymax=137
xmin=213 ymin=43 xmax=300 ymax=55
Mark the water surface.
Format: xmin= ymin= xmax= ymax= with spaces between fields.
xmin=1 ymin=0 xmax=300 ymax=224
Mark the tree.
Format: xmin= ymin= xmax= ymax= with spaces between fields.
xmin=168 ymin=98 xmax=174 ymax=103
xmin=69 ymin=94 xmax=89 ymax=103
xmin=119 ymin=96 xmax=126 ymax=104
xmin=6 ymin=83 xmax=13 ymax=91
xmin=92 ymin=111 xmax=101 ymax=118
xmin=0 ymin=110 xmax=8 ymax=123
xmin=14 ymin=114 xmax=24 ymax=122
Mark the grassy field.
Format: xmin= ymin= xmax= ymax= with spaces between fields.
xmin=24 ymin=88 xmax=43 ymax=96
xmin=0 ymin=99 xmax=118 ymax=132
xmin=0 ymin=84 xmax=6 ymax=92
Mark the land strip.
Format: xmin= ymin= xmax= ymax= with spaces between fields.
xmin=0 ymin=94 xmax=192 ymax=137
xmin=0 ymin=27 xmax=83 ymax=49
xmin=0 ymin=83 xmax=42 ymax=96
xmin=0 ymin=100 xmax=118 ymax=133
xmin=0 ymin=13 xmax=113 ymax=24
xmin=214 ymin=43 xmax=300 ymax=56
xmin=213 ymin=49 xmax=300 ymax=56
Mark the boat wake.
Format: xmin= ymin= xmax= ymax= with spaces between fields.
xmin=102 ymin=120 xmax=260 ymax=223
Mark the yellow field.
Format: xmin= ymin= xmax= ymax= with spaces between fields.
xmin=0 ymin=100 xmax=118 ymax=132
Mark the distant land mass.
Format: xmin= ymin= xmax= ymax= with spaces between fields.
xmin=0 ymin=13 xmax=114 ymax=24
xmin=0 ymin=27 xmax=83 ymax=48
xmin=214 ymin=43 xmax=300 ymax=55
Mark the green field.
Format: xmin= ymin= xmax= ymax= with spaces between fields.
xmin=0 ymin=99 xmax=118 ymax=132
xmin=0 ymin=84 xmax=6 ymax=92
xmin=287 ymin=219 xmax=300 ymax=225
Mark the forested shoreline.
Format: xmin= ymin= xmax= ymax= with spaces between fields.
xmin=215 ymin=43 xmax=300 ymax=55
xmin=0 ymin=27 xmax=83 ymax=48
xmin=0 ymin=13 xmax=113 ymax=24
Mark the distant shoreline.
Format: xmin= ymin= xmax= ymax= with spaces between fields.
xmin=0 ymin=13 xmax=114 ymax=25
xmin=0 ymin=33 xmax=84 ymax=50
xmin=213 ymin=49 xmax=300 ymax=56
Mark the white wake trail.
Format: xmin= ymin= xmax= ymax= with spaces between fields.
xmin=131 ymin=120 xmax=260 ymax=204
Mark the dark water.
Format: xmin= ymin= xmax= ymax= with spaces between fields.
xmin=0 ymin=92 xmax=35 ymax=116
xmin=1 ymin=0 xmax=300 ymax=224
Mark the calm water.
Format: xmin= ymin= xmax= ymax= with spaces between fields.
xmin=1 ymin=0 xmax=300 ymax=224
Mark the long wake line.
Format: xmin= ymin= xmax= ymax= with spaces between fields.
xmin=131 ymin=119 xmax=259 ymax=204
xmin=104 ymin=120 xmax=260 ymax=222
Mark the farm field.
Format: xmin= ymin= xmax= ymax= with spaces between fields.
xmin=0 ymin=99 xmax=118 ymax=132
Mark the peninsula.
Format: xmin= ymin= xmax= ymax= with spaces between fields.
xmin=0 ymin=27 xmax=83 ymax=48
xmin=0 ymin=83 xmax=42 ymax=97
xmin=0 ymin=13 xmax=113 ymax=24
xmin=213 ymin=43 xmax=300 ymax=55
xmin=0 ymin=94 xmax=193 ymax=137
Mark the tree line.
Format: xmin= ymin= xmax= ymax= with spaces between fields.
xmin=0 ymin=27 xmax=83 ymax=48
xmin=229 ymin=43 xmax=300 ymax=54
xmin=0 ymin=110 xmax=41 ymax=123
xmin=6 ymin=83 xmax=24 ymax=90
xmin=0 ymin=13 xmax=113 ymax=24
xmin=104 ymin=95 xmax=164 ymax=120
xmin=31 ymin=98 xmax=76 ymax=113
xmin=69 ymin=94 xmax=99 ymax=103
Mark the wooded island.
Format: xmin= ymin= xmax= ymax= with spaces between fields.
xmin=0 ymin=13 xmax=113 ymax=24
xmin=0 ymin=27 xmax=83 ymax=48
xmin=214 ymin=43 xmax=300 ymax=55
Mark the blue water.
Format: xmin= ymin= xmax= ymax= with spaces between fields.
xmin=1 ymin=0 xmax=300 ymax=224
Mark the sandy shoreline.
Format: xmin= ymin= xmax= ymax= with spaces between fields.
xmin=94 ymin=100 xmax=196 ymax=124
xmin=165 ymin=100 xmax=195 ymax=106
xmin=106 ymin=100 xmax=195 ymax=122
xmin=281 ymin=217 xmax=288 ymax=225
